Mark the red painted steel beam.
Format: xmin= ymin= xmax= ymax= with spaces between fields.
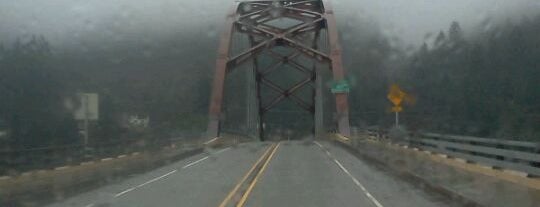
xmin=207 ymin=0 xmax=351 ymax=139
xmin=207 ymin=3 xmax=238 ymax=138
xmin=323 ymin=0 xmax=351 ymax=137
xmin=260 ymin=76 xmax=313 ymax=113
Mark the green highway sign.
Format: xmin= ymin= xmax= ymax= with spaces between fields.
xmin=331 ymin=80 xmax=350 ymax=93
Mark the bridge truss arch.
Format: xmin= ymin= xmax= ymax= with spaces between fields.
xmin=207 ymin=0 xmax=351 ymax=140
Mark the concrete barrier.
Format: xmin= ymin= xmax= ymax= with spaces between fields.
xmin=334 ymin=134 xmax=540 ymax=207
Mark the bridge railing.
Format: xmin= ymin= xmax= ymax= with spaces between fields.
xmin=353 ymin=128 xmax=540 ymax=176
xmin=408 ymin=132 xmax=540 ymax=176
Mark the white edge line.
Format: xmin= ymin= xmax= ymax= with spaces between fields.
xmin=314 ymin=141 xmax=324 ymax=148
xmin=84 ymin=204 xmax=95 ymax=207
xmin=136 ymin=170 xmax=178 ymax=188
xmin=334 ymin=159 xmax=351 ymax=175
xmin=315 ymin=141 xmax=384 ymax=207
xmin=114 ymin=187 xmax=135 ymax=197
xmin=182 ymin=156 xmax=209 ymax=169
xmin=182 ymin=147 xmax=228 ymax=169
xmin=332 ymin=158 xmax=384 ymax=207
xmin=114 ymin=147 xmax=227 ymax=198
xmin=114 ymin=169 xmax=177 ymax=197
xmin=215 ymin=147 xmax=230 ymax=154
xmin=204 ymin=137 xmax=219 ymax=145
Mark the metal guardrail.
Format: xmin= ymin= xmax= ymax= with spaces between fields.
xmin=354 ymin=127 xmax=540 ymax=176
xmin=409 ymin=132 xmax=540 ymax=176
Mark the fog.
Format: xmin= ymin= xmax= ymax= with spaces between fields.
xmin=333 ymin=0 xmax=540 ymax=46
xmin=0 ymin=0 xmax=231 ymax=48
xmin=1 ymin=0 xmax=539 ymax=48
xmin=2 ymin=1 xmax=540 ymax=197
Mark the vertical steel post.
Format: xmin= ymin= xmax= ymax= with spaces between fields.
xmin=249 ymin=35 xmax=265 ymax=141
xmin=207 ymin=0 xmax=352 ymax=139
xmin=207 ymin=4 xmax=238 ymax=138
xmin=315 ymin=65 xmax=324 ymax=138
xmin=323 ymin=0 xmax=351 ymax=137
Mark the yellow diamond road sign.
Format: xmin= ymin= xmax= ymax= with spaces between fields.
xmin=387 ymin=84 xmax=406 ymax=106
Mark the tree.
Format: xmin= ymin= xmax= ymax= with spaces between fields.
xmin=434 ymin=31 xmax=446 ymax=48
xmin=448 ymin=21 xmax=464 ymax=44
xmin=399 ymin=16 xmax=540 ymax=139
xmin=419 ymin=42 xmax=429 ymax=55
xmin=0 ymin=36 xmax=78 ymax=149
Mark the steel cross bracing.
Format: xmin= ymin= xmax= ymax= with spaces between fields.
xmin=208 ymin=0 xmax=351 ymax=140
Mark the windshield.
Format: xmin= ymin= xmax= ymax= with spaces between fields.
xmin=1 ymin=0 xmax=539 ymax=207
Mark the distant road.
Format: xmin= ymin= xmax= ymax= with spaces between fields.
xmin=48 ymin=140 xmax=452 ymax=207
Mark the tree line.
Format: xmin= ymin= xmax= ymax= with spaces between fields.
xmin=1 ymin=14 xmax=539 ymax=152
xmin=340 ymin=15 xmax=540 ymax=140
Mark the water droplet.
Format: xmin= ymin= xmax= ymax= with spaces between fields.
xmin=269 ymin=9 xmax=281 ymax=18
xmin=242 ymin=4 xmax=252 ymax=12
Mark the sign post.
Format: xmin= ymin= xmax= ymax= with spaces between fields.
xmin=396 ymin=111 xmax=398 ymax=127
xmin=83 ymin=95 xmax=89 ymax=146
xmin=74 ymin=93 xmax=99 ymax=147
xmin=387 ymin=84 xmax=405 ymax=128
xmin=391 ymin=106 xmax=403 ymax=127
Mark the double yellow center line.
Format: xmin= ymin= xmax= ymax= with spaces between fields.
xmin=218 ymin=142 xmax=281 ymax=207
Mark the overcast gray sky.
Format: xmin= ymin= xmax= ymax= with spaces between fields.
xmin=1 ymin=0 xmax=539 ymax=48
xmin=333 ymin=0 xmax=540 ymax=46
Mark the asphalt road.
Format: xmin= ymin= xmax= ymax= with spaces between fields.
xmin=48 ymin=140 xmax=454 ymax=207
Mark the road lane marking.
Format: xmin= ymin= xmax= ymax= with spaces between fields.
xmin=314 ymin=141 xmax=324 ymax=148
xmin=182 ymin=147 xmax=231 ymax=169
xmin=135 ymin=169 xmax=177 ymax=188
xmin=204 ymin=137 xmax=219 ymax=145
xmin=183 ymin=147 xmax=229 ymax=169
xmin=114 ymin=169 xmax=177 ymax=197
xmin=218 ymin=143 xmax=276 ymax=207
xmin=215 ymin=147 xmax=231 ymax=154
xmin=314 ymin=141 xmax=384 ymax=207
xmin=113 ymin=147 xmax=230 ymax=198
xmin=114 ymin=187 xmax=135 ymax=197
xmin=182 ymin=156 xmax=210 ymax=169
xmin=84 ymin=204 xmax=95 ymax=207
xmin=237 ymin=142 xmax=281 ymax=207
xmin=334 ymin=159 xmax=351 ymax=174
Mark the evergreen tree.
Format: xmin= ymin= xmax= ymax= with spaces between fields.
xmin=0 ymin=36 xmax=78 ymax=149
xmin=434 ymin=31 xmax=446 ymax=48
xmin=398 ymin=16 xmax=540 ymax=139
xmin=448 ymin=21 xmax=464 ymax=44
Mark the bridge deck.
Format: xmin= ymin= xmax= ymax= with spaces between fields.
xmin=47 ymin=141 xmax=452 ymax=207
